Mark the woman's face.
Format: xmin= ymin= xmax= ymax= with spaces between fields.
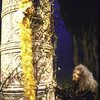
xmin=72 ymin=70 xmax=81 ymax=81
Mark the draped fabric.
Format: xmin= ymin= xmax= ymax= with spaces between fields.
xmin=55 ymin=81 xmax=97 ymax=100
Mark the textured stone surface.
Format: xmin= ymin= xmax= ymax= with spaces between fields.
xmin=1 ymin=0 xmax=55 ymax=99
xmin=32 ymin=0 xmax=55 ymax=99
xmin=0 ymin=0 xmax=24 ymax=99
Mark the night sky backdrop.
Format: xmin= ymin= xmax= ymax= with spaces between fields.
xmin=53 ymin=0 xmax=74 ymax=85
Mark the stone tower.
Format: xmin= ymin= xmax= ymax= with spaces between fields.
xmin=0 ymin=0 xmax=55 ymax=100
xmin=0 ymin=0 xmax=23 ymax=99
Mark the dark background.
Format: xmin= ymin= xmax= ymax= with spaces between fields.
xmin=54 ymin=0 xmax=99 ymax=85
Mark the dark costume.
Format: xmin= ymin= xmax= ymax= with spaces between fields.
xmin=55 ymin=81 xmax=97 ymax=100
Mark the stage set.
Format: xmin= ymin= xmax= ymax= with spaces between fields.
xmin=0 ymin=0 xmax=99 ymax=100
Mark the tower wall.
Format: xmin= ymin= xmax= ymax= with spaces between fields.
xmin=0 ymin=0 xmax=55 ymax=99
xmin=0 ymin=0 xmax=24 ymax=99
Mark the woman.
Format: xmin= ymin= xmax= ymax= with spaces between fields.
xmin=55 ymin=64 xmax=98 ymax=100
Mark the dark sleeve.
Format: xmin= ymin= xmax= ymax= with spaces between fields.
xmin=55 ymin=87 xmax=67 ymax=95
xmin=85 ymin=91 xmax=97 ymax=100
xmin=55 ymin=87 xmax=68 ymax=99
xmin=91 ymin=92 xmax=97 ymax=100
